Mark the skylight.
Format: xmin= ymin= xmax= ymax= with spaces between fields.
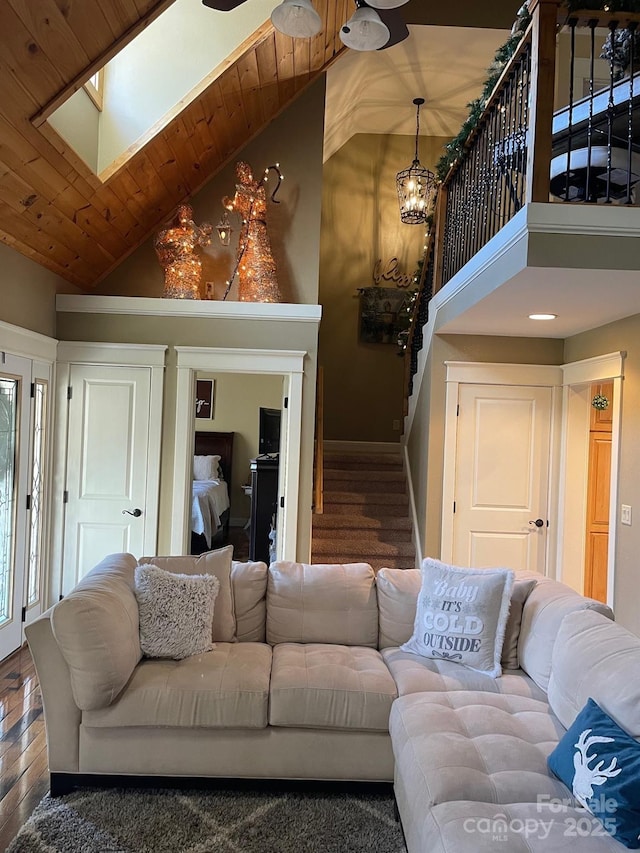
xmin=45 ymin=0 xmax=274 ymax=181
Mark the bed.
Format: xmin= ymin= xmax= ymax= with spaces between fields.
xmin=191 ymin=431 xmax=234 ymax=555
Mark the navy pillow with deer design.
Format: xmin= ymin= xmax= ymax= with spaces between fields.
xmin=548 ymin=698 xmax=640 ymax=848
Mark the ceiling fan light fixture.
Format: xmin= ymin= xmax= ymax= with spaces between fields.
xmin=340 ymin=6 xmax=390 ymax=51
xmin=271 ymin=0 xmax=322 ymax=38
xmin=365 ymin=0 xmax=410 ymax=8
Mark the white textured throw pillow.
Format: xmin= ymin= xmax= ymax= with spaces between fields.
xmin=401 ymin=558 xmax=514 ymax=678
xmin=134 ymin=564 xmax=219 ymax=660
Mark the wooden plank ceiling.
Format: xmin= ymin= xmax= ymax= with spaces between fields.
xmin=0 ymin=0 xmax=349 ymax=289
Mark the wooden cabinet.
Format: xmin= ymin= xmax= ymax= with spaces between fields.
xmin=249 ymin=454 xmax=279 ymax=564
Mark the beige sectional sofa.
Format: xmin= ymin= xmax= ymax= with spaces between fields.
xmin=27 ymin=553 xmax=639 ymax=853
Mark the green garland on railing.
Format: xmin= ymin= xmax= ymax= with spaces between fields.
xmin=435 ymin=3 xmax=531 ymax=180
xmin=435 ymin=0 xmax=640 ymax=182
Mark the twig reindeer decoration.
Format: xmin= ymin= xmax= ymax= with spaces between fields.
xmin=572 ymin=729 xmax=622 ymax=806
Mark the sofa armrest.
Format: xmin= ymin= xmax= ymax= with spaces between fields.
xmin=26 ymin=611 xmax=81 ymax=773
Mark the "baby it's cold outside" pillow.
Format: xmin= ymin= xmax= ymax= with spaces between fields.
xmin=401 ymin=558 xmax=514 ymax=678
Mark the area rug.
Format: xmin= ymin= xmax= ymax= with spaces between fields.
xmin=8 ymin=786 xmax=406 ymax=853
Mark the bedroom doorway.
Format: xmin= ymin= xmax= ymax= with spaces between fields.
xmin=190 ymin=371 xmax=285 ymax=559
xmin=171 ymin=347 xmax=305 ymax=561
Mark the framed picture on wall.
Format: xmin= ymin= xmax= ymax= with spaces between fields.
xmin=195 ymin=379 xmax=215 ymax=419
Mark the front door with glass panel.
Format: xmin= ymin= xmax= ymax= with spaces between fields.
xmin=0 ymin=355 xmax=51 ymax=659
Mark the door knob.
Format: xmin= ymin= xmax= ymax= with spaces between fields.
xmin=528 ymin=518 xmax=544 ymax=528
xmin=122 ymin=508 xmax=142 ymax=518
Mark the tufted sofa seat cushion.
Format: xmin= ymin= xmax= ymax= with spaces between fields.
xmin=390 ymin=691 xmax=569 ymax=809
xmin=382 ymin=648 xmax=547 ymax=701
xmin=269 ymin=643 xmax=397 ymax=731
xmin=399 ymin=800 xmax=625 ymax=853
xmin=82 ymin=643 xmax=272 ymax=729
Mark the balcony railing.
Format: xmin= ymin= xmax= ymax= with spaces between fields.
xmin=433 ymin=0 xmax=640 ymax=288
xmin=406 ymin=0 xmax=640 ymax=402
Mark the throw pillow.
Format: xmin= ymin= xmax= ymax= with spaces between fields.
xmin=548 ymin=698 xmax=640 ymax=848
xmin=134 ymin=564 xmax=219 ymax=660
xmin=400 ymin=558 xmax=514 ymax=678
xmin=138 ymin=544 xmax=235 ymax=642
xmin=193 ymin=454 xmax=221 ymax=480
xmin=501 ymin=578 xmax=537 ymax=669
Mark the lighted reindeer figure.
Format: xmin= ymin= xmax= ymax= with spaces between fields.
xmin=573 ymin=729 xmax=622 ymax=806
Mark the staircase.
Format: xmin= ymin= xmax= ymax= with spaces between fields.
xmin=311 ymin=448 xmax=416 ymax=572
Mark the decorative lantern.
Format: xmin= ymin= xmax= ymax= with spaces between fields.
xmin=216 ymin=210 xmax=233 ymax=246
xmin=396 ymin=98 xmax=435 ymax=225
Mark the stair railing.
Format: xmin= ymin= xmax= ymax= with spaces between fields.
xmin=403 ymin=224 xmax=436 ymax=417
xmin=314 ymin=365 xmax=324 ymax=514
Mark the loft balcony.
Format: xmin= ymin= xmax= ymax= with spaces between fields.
xmin=404 ymin=0 xmax=640 ymax=403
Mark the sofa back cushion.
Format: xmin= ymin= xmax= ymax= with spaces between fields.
xmin=377 ymin=568 xmax=536 ymax=672
xmin=51 ymin=553 xmax=141 ymax=711
xmin=266 ymin=562 xmax=378 ymax=647
xmin=548 ymin=609 xmax=640 ymax=735
xmin=377 ymin=568 xmax=421 ymax=649
xmin=232 ymin=560 xmax=268 ymax=642
xmin=518 ymin=576 xmax=613 ymax=692
xmin=138 ymin=545 xmax=235 ymax=642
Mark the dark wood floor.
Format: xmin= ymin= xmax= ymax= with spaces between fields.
xmin=0 ymin=644 xmax=48 ymax=851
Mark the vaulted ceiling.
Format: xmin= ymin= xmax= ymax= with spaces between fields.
xmin=0 ymin=0 xmax=519 ymax=289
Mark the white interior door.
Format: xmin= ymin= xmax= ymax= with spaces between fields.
xmin=452 ymin=383 xmax=552 ymax=572
xmin=62 ymin=364 xmax=152 ymax=590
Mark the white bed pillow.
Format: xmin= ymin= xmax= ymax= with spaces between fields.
xmin=134 ymin=564 xmax=219 ymax=660
xmin=401 ymin=557 xmax=514 ymax=678
xmin=193 ymin=454 xmax=221 ymax=480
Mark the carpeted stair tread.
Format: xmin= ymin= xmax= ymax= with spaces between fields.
xmin=312 ymin=514 xmax=412 ymax=530
xmin=312 ymin=539 xmax=415 ymax=558
xmin=323 ymin=478 xmax=406 ymax=494
xmin=324 ymin=491 xmax=408 ymax=506
xmin=324 ymin=453 xmax=403 ymax=469
xmin=324 ymin=468 xmax=405 ymax=482
xmin=322 ymin=502 xmax=411 ymax=517
xmin=312 ymin=527 xmax=412 ymax=542
xmin=310 ymin=554 xmax=416 ymax=572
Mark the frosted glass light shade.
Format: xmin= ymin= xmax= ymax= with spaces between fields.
xmin=271 ymin=0 xmax=322 ymax=38
xmin=340 ymin=6 xmax=390 ymax=51
xmin=366 ymin=0 xmax=410 ymax=8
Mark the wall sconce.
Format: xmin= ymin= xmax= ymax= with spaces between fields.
xmin=396 ymin=98 xmax=436 ymax=225
xmin=216 ymin=210 xmax=233 ymax=246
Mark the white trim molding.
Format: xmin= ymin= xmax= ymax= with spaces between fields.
xmin=444 ymin=361 xmax=563 ymax=387
xmin=561 ymin=351 xmax=625 ymax=386
xmin=57 ymin=341 xmax=168 ymax=367
xmin=56 ymin=295 xmax=323 ymax=325
xmin=171 ymin=347 xmax=307 ymax=561
xmin=0 ymin=319 xmax=57 ymax=362
xmin=175 ymin=347 xmax=306 ymax=375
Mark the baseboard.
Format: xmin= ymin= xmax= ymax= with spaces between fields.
xmin=403 ymin=443 xmax=422 ymax=567
xmin=324 ymin=440 xmax=401 ymax=454
xmin=230 ymin=518 xmax=248 ymax=528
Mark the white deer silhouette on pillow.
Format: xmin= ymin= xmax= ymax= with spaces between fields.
xmin=572 ymin=728 xmax=622 ymax=807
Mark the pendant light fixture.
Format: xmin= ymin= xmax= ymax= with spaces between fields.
xmin=340 ymin=1 xmax=390 ymax=51
xmin=396 ymin=98 xmax=435 ymax=225
xmin=270 ymin=0 xmax=322 ymax=38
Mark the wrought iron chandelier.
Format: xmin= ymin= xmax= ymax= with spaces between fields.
xmin=396 ymin=98 xmax=435 ymax=225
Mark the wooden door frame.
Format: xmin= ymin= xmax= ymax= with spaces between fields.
xmin=171 ymin=346 xmax=305 ymax=560
xmin=440 ymin=361 xmax=564 ymax=576
xmin=53 ymin=342 xmax=167 ymax=603
xmin=558 ymin=352 xmax=624 ymax=607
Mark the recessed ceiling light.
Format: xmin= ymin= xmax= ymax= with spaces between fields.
xmin=528 ymin=313 xmax=557 ymax=321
